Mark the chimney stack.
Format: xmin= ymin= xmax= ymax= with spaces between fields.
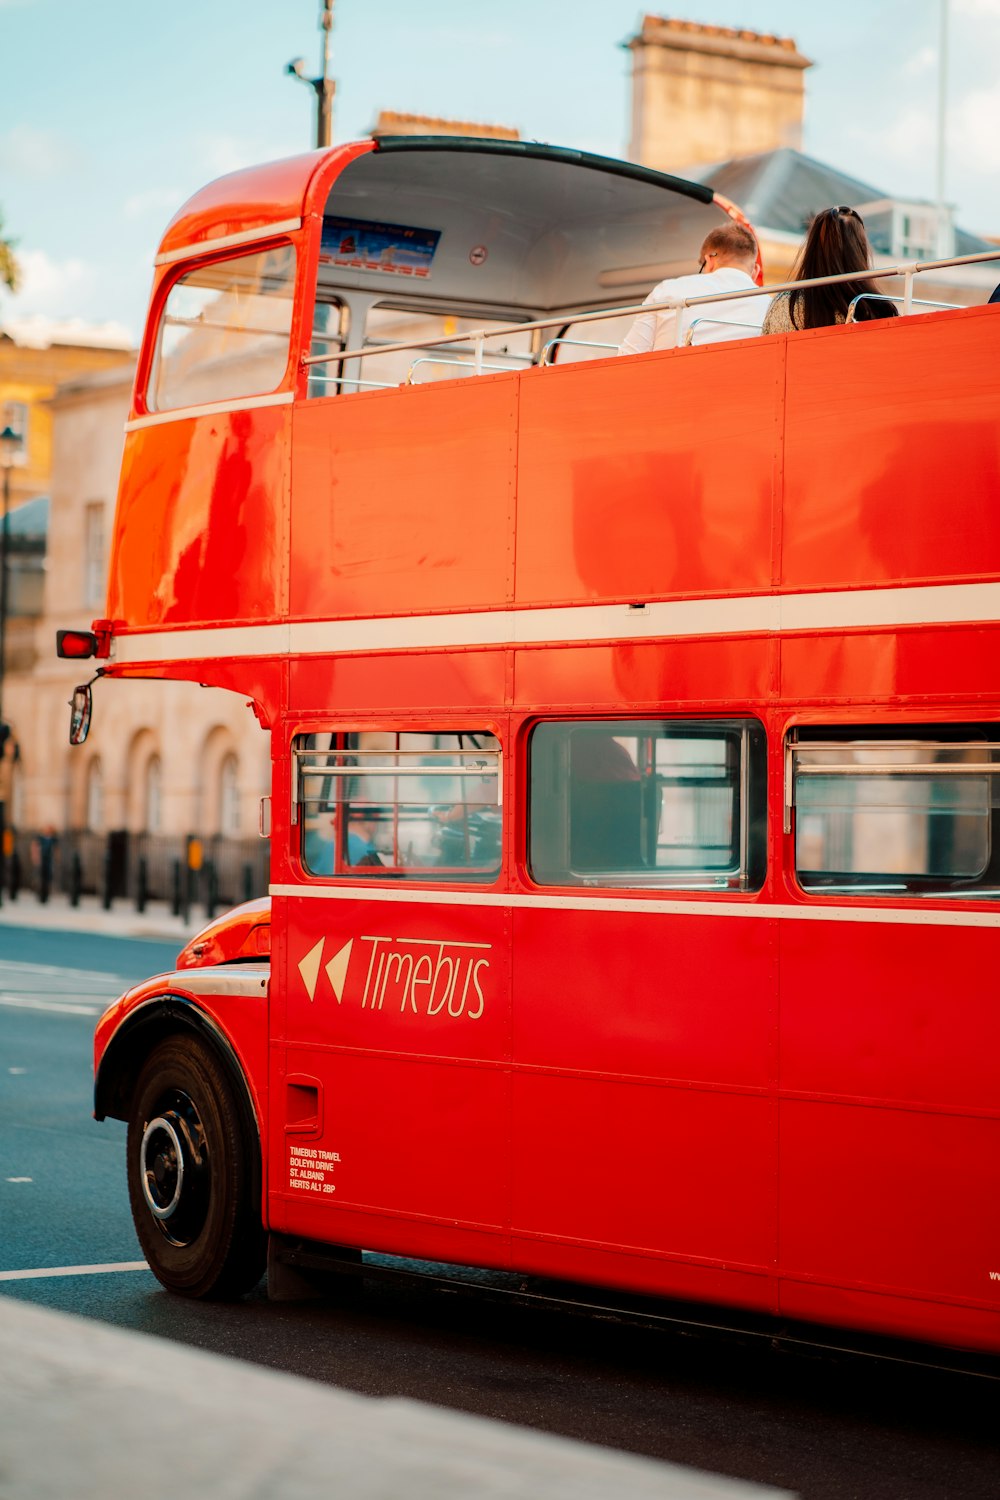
xmin=627 ymin=15 xmax=812 ymax=174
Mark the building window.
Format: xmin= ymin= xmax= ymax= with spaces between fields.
xmin=149 ymin=245 xmax=296 ymax=412
xmin=1 ymin=401 xmax=28 ymax=465
xmin=86 ymin=759 xmax=104 ymax=832
xmin=83 ymin=502 xmax=106 ymax=610
xmin=220 ymin=753 xmax=240 ymax=836
xmin=529 ymin=719 xmax=766 ymax=890
xmin=295 ymin=730 xmax=501 ymax=881
xmin=144 ymin=756 xmax=162 ymax=833
xmin=789 ymin=725 xmax=1000 ymax=898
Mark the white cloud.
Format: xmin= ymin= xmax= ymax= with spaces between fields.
xmin=2 ymin=247 xmax=95 ymax=317
xmin=902 ymin=44 xmax=937 ymax=76
xmin=954 ymin=0 xmax=1000 ymax=16
xmin=0 ymin=246 xmax=140 ymax=342
xmin=950 ymin=83 xmax=1000 ymax=171
xmin=0 ymin=124 xmax=77 ymax=178
xmin=877 ymin=105 xmax=935 ymax=165
xmin=123 ymin=187 xmax=183 ymax=221
xmin=197 ymin=134 xmax=278 ymax=178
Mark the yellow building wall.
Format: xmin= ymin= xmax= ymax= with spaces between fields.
xmin=0 ymin=337 xmax=134 ymax=507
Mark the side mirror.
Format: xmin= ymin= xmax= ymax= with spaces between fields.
xmin=68 ymin=683 xmax=93 ymax=745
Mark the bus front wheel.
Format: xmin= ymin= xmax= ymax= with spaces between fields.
xmin=126 ymin=1033 xmax=265 ymax=1299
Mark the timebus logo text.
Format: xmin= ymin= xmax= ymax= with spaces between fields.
xmin=361 ymin=935 xmax=490 ymax=1019
xmin=296 ymin=932 xmax=491 ymax=1020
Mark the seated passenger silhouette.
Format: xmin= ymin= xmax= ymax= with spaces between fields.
xmin=619 ymin=222 xmax=769 ymax=354
xmin=347 ymin=808 xmax=384 ymax=867
xmin=569 ymin=734 xmax=642 ymax=871
xmin=763 ymin=206 xmax=899 ymax=333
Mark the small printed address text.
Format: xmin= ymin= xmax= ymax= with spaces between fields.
xmin=288 ymin=1144 xmax=340 ymax=1194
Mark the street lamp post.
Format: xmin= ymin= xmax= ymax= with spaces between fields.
xmin=0 ymin=422 xmax=19 ymax=724
xmin=0 ymin=420 xmax=22 ymax=907
xmin=286 ymin=0 xmax=336 ymax=149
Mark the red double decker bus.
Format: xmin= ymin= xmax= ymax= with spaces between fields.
xmin=66 ymin=137 xmax=1000 ymax=1358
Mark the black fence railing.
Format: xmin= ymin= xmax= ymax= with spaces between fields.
xmin=0 ymin=827 xmax=270 ymax=920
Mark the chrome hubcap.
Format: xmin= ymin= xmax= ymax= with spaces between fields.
xmin=138 ymin=1090 xmax=209 ymax=1246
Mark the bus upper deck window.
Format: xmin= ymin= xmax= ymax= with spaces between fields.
xmin=149 ymin=245 xmax=296 ymax=413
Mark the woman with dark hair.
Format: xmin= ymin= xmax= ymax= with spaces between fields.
xmin=762 ymin=205 xmax=898 ymax=333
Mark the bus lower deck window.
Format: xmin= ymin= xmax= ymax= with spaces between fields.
xmin=294 ymin=730 xmax=501 ymax=881
xmin=789 ymin=725 xmax=1000 ymax=898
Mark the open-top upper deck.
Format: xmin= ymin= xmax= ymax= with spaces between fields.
xmin=95 ymin=139 xmax=1000 ymax=713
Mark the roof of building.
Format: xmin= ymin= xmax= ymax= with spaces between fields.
xmin=52 ymin=356 xmax=137 ymax=403
xmin=0 ymin=314 xmax=133 ymax=353
xmin=692 ymin=146 xmax=994 ymax=254
xmin=370 ymin=110 xmax=520 ymax=140
xmin=6 ymin=494 xmax=48 ymax=542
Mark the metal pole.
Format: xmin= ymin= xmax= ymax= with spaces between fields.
xmin=315 ymin=0 xmax=335 ymax=148
xmin=936 ymin=0 xmax=949 ymax=219
xmin=0 ymin=456 xmax=9 ymax=725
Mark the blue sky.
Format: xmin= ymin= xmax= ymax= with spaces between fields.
xmin=1 ymin=0 xmax=998 ymax=339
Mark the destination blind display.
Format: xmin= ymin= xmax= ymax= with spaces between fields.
xmin=320 ymin=216 xmax=441 ymax=277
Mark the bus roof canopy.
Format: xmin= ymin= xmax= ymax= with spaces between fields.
xmin=157 ymin=137 xmax=738 ymax=317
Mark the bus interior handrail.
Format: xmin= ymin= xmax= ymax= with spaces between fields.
xmin=845 ymin=293 xmax=962 ymax=322
xmin=539 ymin=337 xmax=619 ymax=366
xmin=405 ymin=355 xmax=523 ymax=384
xmin=683 ymin=316 xmax=763 ymax=346
xmin=304 ymin=246 xmax=1000 ymax=374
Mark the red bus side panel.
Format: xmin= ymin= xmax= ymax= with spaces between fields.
xmin=290 ymin=380 xmax=518 ymax=621
xmin=508 ymin=906 xmax=777 ymax=1307
xmin=515 ymin=342 xmax=782 ymax=607
xmin=781 ymin=309 xmax=1000 ymax=592
xmin=108 ymin=407 xmax=291 ymax=629
xmin=269 ymin=892 xmax=512 ymax=1265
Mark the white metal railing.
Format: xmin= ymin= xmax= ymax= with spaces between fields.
xmin=683 ymin=316 xmax=763 ymax=345
xmin=845 ymin=292 xmax=961 ymax=322
xmin=540 ymin=337 xmax=619 ymax=365
xmin=303 ymin=247 xmax=1000 ymax=389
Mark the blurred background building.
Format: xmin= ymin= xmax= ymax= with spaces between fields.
xmin=0 ymin=10 xmax=994 ymax=911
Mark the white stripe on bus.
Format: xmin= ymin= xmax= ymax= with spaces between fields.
xmin=109 ymin=579 xmax=1000 ymax=666
xmin=268 ymin=884 xmax=1000 ymax=929
xmin=124 ymin=390 xmax=294 ymax=433
xmin=153 ymin=217 xmax=302 ymax=265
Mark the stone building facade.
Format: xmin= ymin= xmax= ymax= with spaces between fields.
xmin=4 ymin=13 xmax=994 ymax=902
xmin=6 ymin=359 xmax=270 ymax=902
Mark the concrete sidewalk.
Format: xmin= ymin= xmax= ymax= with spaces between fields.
xmin=0 ymin=1295 xmax=793 ymax=1500
xmin=0 ymin=888 xmax=204 ymax=944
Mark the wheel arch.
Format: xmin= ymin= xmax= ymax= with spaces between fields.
xmin=96 ymin=996 xmax=260 ymax=1140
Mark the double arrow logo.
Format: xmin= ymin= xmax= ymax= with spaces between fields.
xmin=297 ymin=938 xmax=353 ymax=1003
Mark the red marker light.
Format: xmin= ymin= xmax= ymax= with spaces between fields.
xmin=56 ymin=629 xmax=99 ymax=660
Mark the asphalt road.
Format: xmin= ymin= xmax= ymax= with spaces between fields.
xmin=1 ymin=923 xmax=998 ymax=1500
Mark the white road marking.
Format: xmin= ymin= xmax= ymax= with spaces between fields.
xmin=0 ymin=1261 xmax=149 ymax=1282
xmin=0 ymin=960 xmax=127 ymax=984
xmin=0 ymin=958 xmax=128 ymax=1018
xmin=6 ymin=1177 xmax=32 ymax=1183
xmin=0 ymin=996 xmax=103 ymax=1017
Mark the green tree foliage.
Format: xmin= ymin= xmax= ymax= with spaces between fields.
xmin=0 ymin=212 xmax=21 ymax=293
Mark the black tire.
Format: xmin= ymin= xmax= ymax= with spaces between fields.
xmin=126 ymin=1033 xmax=266 ymax=1299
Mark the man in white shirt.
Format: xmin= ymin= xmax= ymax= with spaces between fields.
xmin=619 ymin=222 xmax=769 ymax=356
